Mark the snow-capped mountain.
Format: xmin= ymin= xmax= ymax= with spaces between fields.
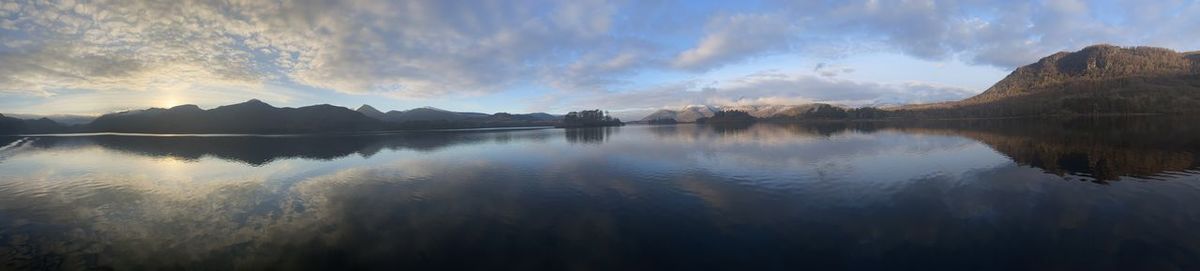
xmin=639 ymin=104 xmax=842 ymax=122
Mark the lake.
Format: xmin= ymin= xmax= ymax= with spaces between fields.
xmin=1 ymin=117 xmax=1199 ymax=270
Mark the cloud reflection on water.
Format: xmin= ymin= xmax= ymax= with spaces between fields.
xmin=0 ymin=118 xmax=1199 ymax=269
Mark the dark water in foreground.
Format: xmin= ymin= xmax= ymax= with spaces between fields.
xmin=2 ymin=118 xmax=1200 ymax=270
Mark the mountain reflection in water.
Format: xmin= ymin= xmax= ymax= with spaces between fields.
xmin=0 ymin=117 xmax=1198 ymax=270
xmin=5 ymin=118 xmax=1194 ymax=180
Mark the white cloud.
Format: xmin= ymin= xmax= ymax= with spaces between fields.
xmin=813 ymin=63 xmax=856 ymax=77
xmin=673 ymin=14 xmax=796 ymax=70
xmin=0 ymin=0 xmax=630 ymax=98
xmin=777 ymin=0 xmax=1200 ymax=68
xmin=562 ymin=70 xmax=975 ymax=112
xmin=2 ymin=0 xmax=1199 ymax=113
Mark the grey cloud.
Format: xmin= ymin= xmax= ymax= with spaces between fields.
xmin=0 ymin=0 xmax=634 ymax=97
xmin=596 ymin=0 xmax=1199 ymax=78
xmin=543 ymin=42 xmax=666 ymax=91
xmin=812 ymin=63 xmax=855 ymax=77
xmin=672 ymin=13 xmax=796 ymax=70
xmin=780 ymin=0 xmax=1200 ymax=68
xmin=3 ymin=0 xmax=1199 ymax=106
xmin=0 ymin=0 xmax=273 ymax=94
xmin=715 ymin=71 xmax=973 ymax=105
xmin=564 ymin=71 xmax=974 ymax=111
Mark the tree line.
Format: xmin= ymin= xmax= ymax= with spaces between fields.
xmin=559 ymin=109 xmax=623 ymax=128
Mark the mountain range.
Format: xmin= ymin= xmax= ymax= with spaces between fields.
xmin=0 ymin=100 xmax=562 ymax=134
xmin=643 ymin=44 xmax=1200 ymax=122
xmin=355 ymin=105 xmax=557 ymax=123
xmin=3 ymin=44 xmax=1199 ymax=134
xmin=640 ymin=104 xmax=844 ymax=122
xmin=0 ymin=113 xmax=95 ymax=125
xmin=86 ymin=99 xmax=384 ymax=134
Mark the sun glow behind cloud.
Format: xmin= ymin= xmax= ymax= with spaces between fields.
xmin=159 ymin=97 xmax=181 ymax=109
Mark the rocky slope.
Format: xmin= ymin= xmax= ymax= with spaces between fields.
xmin=967 ymin=44 xmax=1198 ymax=104
xmin=899 ymin=44 xmax=1200 ymax=117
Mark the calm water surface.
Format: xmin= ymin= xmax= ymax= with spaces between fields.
xmin=1 ymin=118 xmax=1199 ymax=270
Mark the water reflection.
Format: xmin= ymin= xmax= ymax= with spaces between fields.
xmin=706 ymin=122 xmax=754 ymax=135
xmin=563 ymin=127 xmax=618 ymax=144
xmin=879 ymin=117 xmax=1200 ymax=182
xmin=3 ymin=118 xmax=1197 ymax=180
xmin=1 ymin=129 xmax=551 ymax=166
xmin=676 ymin=118 xmax=1200 ymax=182
xmin=0 ymin=118 xmax=1198 ymax=270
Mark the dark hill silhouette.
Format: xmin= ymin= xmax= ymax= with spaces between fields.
xmin=355 ymin=104 xmax=561 ymax=128
xmin=87 ymin=99 xmax=384 ymax=134
xmin=2 ymin=101 xmax=569 ymax=135
xmin=2 ymin=113 xmax=95 ymax=125
xmin=0 ymin=114 xmax=20 ymax=134
xmin=356 ymin=104 xmax=387 ymax=119
xmin=0 ymin=113 xmax=70 ymax=134
xmin=897 ymin=44 xmax=1200 ymax=117
xmin=394 ymin=107 xmax=486 ymax=121
xmin=359 ymin=106 xmax=483 ymax=122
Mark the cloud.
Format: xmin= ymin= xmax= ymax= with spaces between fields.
xmin=813 ymin=63 xmax=855 ymax=77
xmin=777 ymin=0 xmax=1200 ymax=68
xmin=0 ymin=1 xmax=274 ymax=96
xmin=545 ymin=44 xmax=662 ymax=90
xmin=0 ymin=44 xmax=262 ymax=96
xmin=563 ymin=70 xmax=975 ymax=112
xmin=2 ymin=0 xmax=1199 ymax=113
xmin=0 ymin=0 xmax=630 ymax=98
xmin=672 ymin=14 xmax=796 ymax=70
xmin=713 ymin=71 xmax=974 ymax=106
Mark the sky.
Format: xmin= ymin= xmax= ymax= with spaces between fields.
xmin=1 ymin=0 xmax=1199 ymax=119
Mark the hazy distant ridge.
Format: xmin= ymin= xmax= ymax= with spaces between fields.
xmin=641 ymin=104 xmax=841 ymax=122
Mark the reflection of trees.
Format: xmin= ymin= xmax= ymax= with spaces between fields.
xmin=3 ymin=119 xmax=1200 ymax=269
xmin=655 ymin=122 xmax=876 ymax=141
xmin=564 ymin=127 xmax=618 ymax=144
xmin=4 ymin=138 xmax=1198 ymax=270
xmin=880 ymin=117 xmax=1200 ymax=182
xmin=706 ymin=122 xmax=753 ymax=135
xmin=14 ymin=129 xmax=551 ymax=166
xmin=665 ymin=118 xmax=1200 ymax=182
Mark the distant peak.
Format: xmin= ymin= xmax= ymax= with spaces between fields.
xmin=415 ymin=106 xmax=448 ymax=112
xmin=169 ymin=104 xmax=202 ymax=111
xmin=216 ymin=99 xmax=275 ymax=110
xmin=237 ymin=99 xmax=274 ymax=107
xmin=357 ymin=104 xmax=379 ymax=111
xmin=241 ymin=99 xmax=269 ymax=105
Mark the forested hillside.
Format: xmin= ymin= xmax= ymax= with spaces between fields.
xmin=896 ymin=45 xmax=1200 ymax=118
